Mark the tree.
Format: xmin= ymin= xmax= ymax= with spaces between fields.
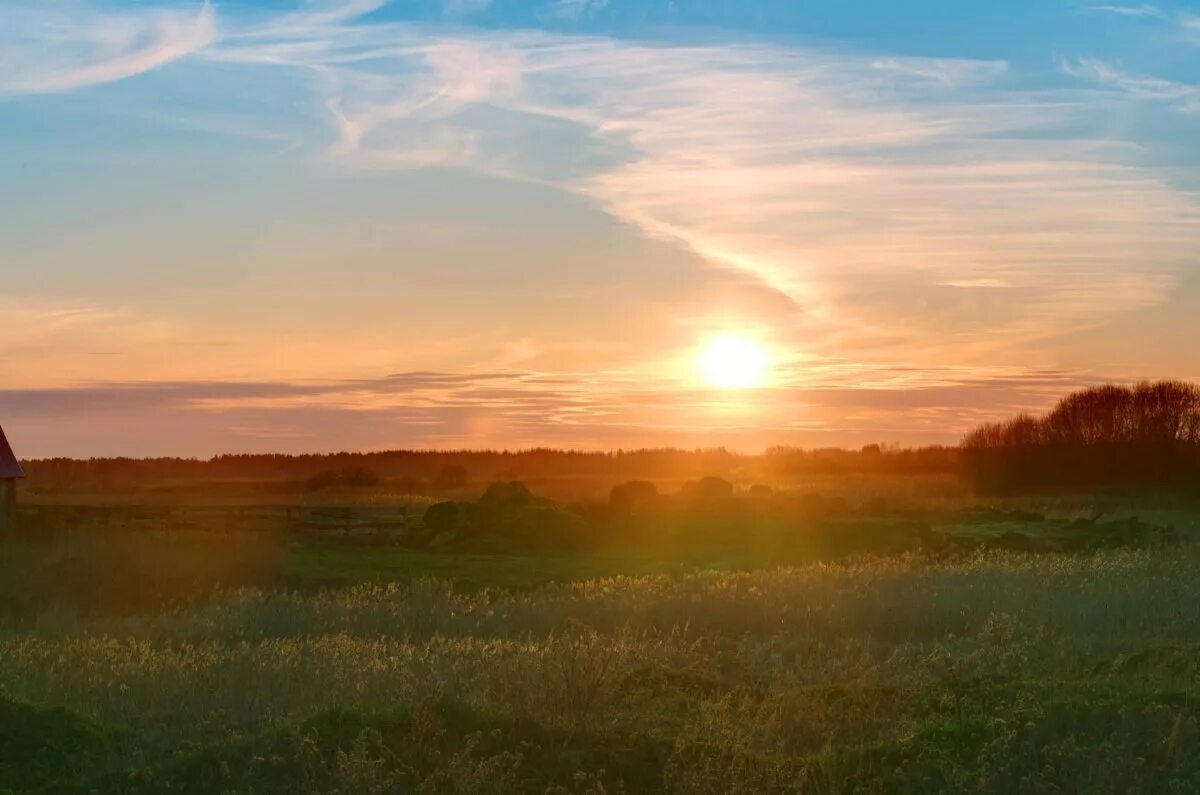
xmin=962 ymin=380 xmax=1200 ymax=493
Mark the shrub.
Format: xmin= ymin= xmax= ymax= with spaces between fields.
xmin=423 ymin=502 xmax=470 ymax=532
xmin=609 ymin=480 xmax=659 ymax=513
xmin=478 ymin=481 xmax=535 ymax=508
xmin=682 ymin=476 xmax=734 ymax=500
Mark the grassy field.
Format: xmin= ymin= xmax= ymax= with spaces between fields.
xmin=3 ymin=549 xmax=1200 ymax=792
xmin=3 ymin=482 xmax=1200 ymax=792
xmin=288 ymin=543 xmax=737 ymax=590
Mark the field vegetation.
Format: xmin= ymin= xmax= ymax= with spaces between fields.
xmin=2 ymin=475 xmax=1200 ymax=792
xmin=7 ymin=387 xmax=1200 ymax=792
xmin=3 ymin=542 xmax=1200 ymax=793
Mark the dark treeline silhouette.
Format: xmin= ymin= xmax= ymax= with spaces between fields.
xmin=20 ymin=444 xmax=959 ymax=492
xmin=963 ymin=381 xmax=1200 ymax=493
xmin=763 ymin=444 xmax=958 ymax=476
xmin=21 ymin=448 xmax=743 ymax=489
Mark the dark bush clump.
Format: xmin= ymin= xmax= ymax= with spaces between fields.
xmin=610 ymin=480 xmax=659 ymax=514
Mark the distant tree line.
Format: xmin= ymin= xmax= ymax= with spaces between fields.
xmin=20 ymin=448 xmax=747 ymax=490
xmin=19 ymin=444 xmax=961 ymax=492
xmin=762 ymin=444 xmax=959 ymax=476
xmin=963 ymin=381 xmax=1200 ymax=493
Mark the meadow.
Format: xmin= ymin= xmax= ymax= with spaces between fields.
xmin=3 ymin=472 xmax=1200 ymax=793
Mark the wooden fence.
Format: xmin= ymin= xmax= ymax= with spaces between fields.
xmin=14 ymin=504 xmax=415 ymax=538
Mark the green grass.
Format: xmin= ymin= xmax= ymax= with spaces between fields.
xmin=289 ymin=543 xmax=642 ymax=589
xmin=0 ymin=698 xmax=109 ymax=793
xmin=285 ymin=542 xmax=825 ymax=591
xmin=4 ymin=549 xmax=1200 ymax=792
xmin=285 ymin=507 xmax=1188 ymax=592
xmin=4 ymin=484 xmax=1200 ymax=792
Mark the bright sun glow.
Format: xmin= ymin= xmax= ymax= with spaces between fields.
xmin=695 ymin=333 xmax=771 ymax=390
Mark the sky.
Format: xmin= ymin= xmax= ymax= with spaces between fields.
xmin=1 ymin=0 xmax=1199 ymax=457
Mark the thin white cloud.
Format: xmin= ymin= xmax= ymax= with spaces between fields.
xmin=1062 ymin=56 xmax=1200 ymax=114
xmin=223 ymin=0 xmax=390 ymax=43
xmin=939 ymin=279 xmax=1014 ymax=289
xmin=10 ymin=4 xmax=1200 ymax=398
xmin=870 ymin=57 xmax=1008 ymax=86
xmin=1183 ymin=13 xmax=1200 ymax=39
xmin=0 ymin=1 xmax=216 ymax=95
xmin=204 ymin=21 xmax=1200 ymax=368
xmin=543 ymin=0 xmax=609 ymax=22
xmin=1084 ymin=4 xmax=1161 ymax=17
xmin=0 ymin=298 xmax=180 ymax=388
xmin=290 ymin=0 xmax=389 ymax=25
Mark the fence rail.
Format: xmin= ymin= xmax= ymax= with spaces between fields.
xmin=14 ymin=504 xmax=415 ymax=538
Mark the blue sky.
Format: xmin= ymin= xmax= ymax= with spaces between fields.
xmin=0 ymin=0 xmax=1198 ymax=456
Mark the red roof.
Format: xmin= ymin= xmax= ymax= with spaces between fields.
xmin=0 ymin=426 xmax=23 ymax=479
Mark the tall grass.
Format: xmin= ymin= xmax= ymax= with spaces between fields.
xmin=3 ymin=549 xmax=1200 ymax=791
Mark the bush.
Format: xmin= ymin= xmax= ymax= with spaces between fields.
xmin=609 ymin=480 xmax=659 ymax=513
xmin=500 ymin=505 xmax=587 ymax=552
xmin=478 ymin=481 xmax=535 ymax=508
xmin=423 ymin=502 xmax=470 ymax=532
xmin=680 ymin=476 xmax=734 ymax=500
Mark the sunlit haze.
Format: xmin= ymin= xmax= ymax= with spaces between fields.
xmin=2 ymin=0 xmax=1199 ymax=456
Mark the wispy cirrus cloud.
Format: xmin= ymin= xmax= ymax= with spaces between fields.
xmin=280 ymin=0 xmax=389 ymax=27
xmin=868 ymin=57 xmax=1008 ymax=86
xmin=1084 ymin=4 xmax=1161 ymax=17
xmin=1061 ymin=56 xmax=1200 ymax=114
xmin=11 ymin=3 xmax=1196 ymax=373
xmin=4 ymin=2 xmax=1200 ymax=454
xmin=1183 ymin=13 xmax=1200 ymax=40
xmin=939 ymin=279 xmax=1014 ymax=289
xmin=211 ymin=22 xmax=1200 ymax=366
xmin=541 ymin=0 xmax=609 ymax=23
xmin=0 ymin=1 xmax=215 ymax=95
xmin=0 ymin=298 xmax=178 ymax=385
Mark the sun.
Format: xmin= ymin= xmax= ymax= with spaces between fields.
xmin=695 ymin=332 xmax=771 ymax=390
